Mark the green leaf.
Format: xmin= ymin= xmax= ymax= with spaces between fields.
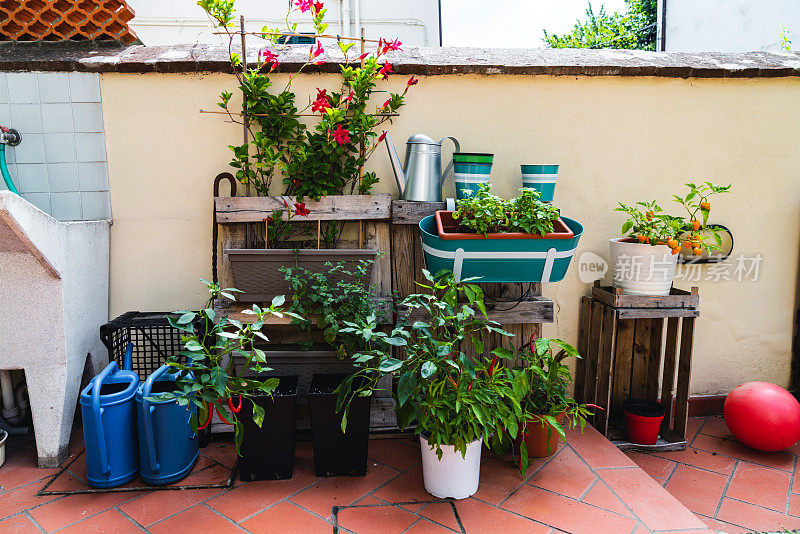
xmin=271 ymin=295 xmax=286 ymax=308
xmin=397 ymin=372 xmax=416 ymax=406
xmin=252 ymin=401 xmax=265 ymax=428
xmin=379 ymin=358 xmax=402 ymax=373
xmin=383 ymin=337 xmax=407 ymax=347
xmin=421 ymin=361 xmax=436 ymax=378
xmin=177 ymin=312 xmax=196 ymax=325
xmin=185 ymin=340 xmax=204 ymax=351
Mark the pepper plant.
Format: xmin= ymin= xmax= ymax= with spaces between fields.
xmin=156 ymin=279 xmax=302 ymax=453
xmin=338 ymin=269 xmax=524 ymax=457
xmin=453 ymin=184 xmax=561 ymax=236
xmin=615 ymin=181 xmax=732 ymax=256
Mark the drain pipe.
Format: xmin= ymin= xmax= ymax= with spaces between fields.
xmin=0 ymin=371 xmax=21 ymax=425
xmin=353 ymin=0 xmax=361 ymax=43
xmin=341 ymin=0 xmax=351 ymax=36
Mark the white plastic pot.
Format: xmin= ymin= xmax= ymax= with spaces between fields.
xmin=419 ymin=435 xmax=482 ymax=499
xmin=609 ymin=238 xmax=678 ymax=296
xmin=0 ymin=429 xmax=7 ymax=468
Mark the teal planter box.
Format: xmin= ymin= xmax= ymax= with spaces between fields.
xmin=454 ymin=162 xmax=492 ymax=200
xmin=419 ymin=215 xmax=583 ymax=283
xmin=521 ymin=164 xmax=559 ymax=202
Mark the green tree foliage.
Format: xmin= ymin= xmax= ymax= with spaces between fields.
xmin=543 ymin=0 xmax=657 ymax=50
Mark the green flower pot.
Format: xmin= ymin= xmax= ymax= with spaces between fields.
xmin=453 ymin=153 xmax=494 ymax=164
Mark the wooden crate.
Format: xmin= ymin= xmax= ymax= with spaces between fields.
xmin=575 ymin=283 xmax=699 ymax=450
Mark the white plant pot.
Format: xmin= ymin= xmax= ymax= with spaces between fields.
xmin=419 ymin=435 xmax=482 ymax=499
xmin=609 ymin=238 xmax=678 ymax=296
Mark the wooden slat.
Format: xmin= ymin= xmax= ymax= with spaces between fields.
xmin=364 ymin=221 xmax=392 ymax=297
xmin=219 ymin=224 xmax=246 ymax=290
xmin=646 ymin=318 xmax=664 ymax=402
xmin=411 ymin=227 xmax=427 ymax=291
xmin=610 ymin=317 xmax=635 ymax=425
xmin=390 ymin=224 xmax=415 ymax=299
xmin=595 ymin=304 xmax=617 ymax=435
xmin=584 ymin=300 xmax=603 ymax=422
xmin=575 ymin=297 xmax=592 ymax=402
xmin=216 ymin=194 xmax=391 ymax=223
xmin=391 ymin=200 xmax=446 ymax=224
xmin=214 ymin=298 xmax=394 ymax=325
xmin=660 ymin=317 xmax=680 ymax=436
xmin=630 ymin=319 xmax=652 ymax=400
xmin=674 ymin=317 xmax=695 ymax=440
xmin=616 ymin=308 xmax=699 ymax=319
xmin=592 ymin=283 xmax=699 ymax=309
xmin=399 ymin=297 xmax=553 ymax=325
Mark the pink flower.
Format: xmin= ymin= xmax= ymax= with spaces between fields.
xmin=294 ymin=202 xmax=310 ymax=217
xmin=295 ymin=0 xmax=312 ymax=12
xmin=310 ymin=41 xmax=324 ymax=59
xmin=311 ymin=88 xmax=330 ymax=113
xmin=378 ymin=37 xmax=402 ymax=54
xmin=343 ymin=91 xmax=354 ymax=103
xmin=355 ymin=52 xmax=369 ymax=61
xmin=378 ymin=131 xmax=386 ymax=143
xmin=313 ymin=1 xmax=324 ymax=12
xmin=385 ymin=38 xmax=402 ymax=52
xmin=332 ymin=124 xmax=350 ymax=145
xmin=382 ymin=98 xmax=391 ymax=109
xmin=259 ymin=48 xmax=279 ymax=71
xmin=379 ymin=62 xmax=392 ymax=78
xmin=407 ymin=75 xmax=418 ymax=86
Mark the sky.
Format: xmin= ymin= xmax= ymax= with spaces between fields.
xmin=440 ymin=0 xmax=629 ymax=48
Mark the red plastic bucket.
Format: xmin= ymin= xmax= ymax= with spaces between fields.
xmin=623 ymin=399 xmax=665 ymax=445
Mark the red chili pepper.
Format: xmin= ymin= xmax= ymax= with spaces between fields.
xmin=466 ymin=381 xmax=473 ymax=391
xmin=585 ymin=403 xmax=606 ymax=411
xmin=197 ymin=402 xmax=213 ymax=430
xmin=215 ymin=398 xmax=234 ymax=425
xmin=228 ymin=394 xmax=243 ymax=414
xmin=487 ymin=355 xmax=499 ymax=376
xmin=529 ymin=333 xmax=536 ymax=354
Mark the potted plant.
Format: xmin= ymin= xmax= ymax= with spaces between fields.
xmin=339 ymin=269 xmax=523 ymax=498
xmin=420 ymin=184 xmax=583 ymax=283
xmin=158 ymin=280 xmax=304 ymax=481
xmin=507 ymin=336 xmax=596 ymax=473
xmin=201 ymin=0 xmax=417 ymax=302
xmin=280 ymin=259 xmax=386 ymax=476
xmin=612 ymin=181 xmax=731 ymax=295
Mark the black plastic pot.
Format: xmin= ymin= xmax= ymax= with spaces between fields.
xmin=238 ymin=376 xmax=299 ymax=481
xmin=308 ymin=373 xmax=372 ymax=477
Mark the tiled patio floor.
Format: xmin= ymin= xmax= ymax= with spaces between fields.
xmin=628 ymin=414 xmax=800 ymax=533
xmin=0 ymin=416 xmax=794 ymax=533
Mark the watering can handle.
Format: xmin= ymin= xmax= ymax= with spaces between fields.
xmin=438 ymin=136 xmax=461 ymax=186
xmin=91 ymin=361 xmax=119 ymax=476
xmin=141 ymin=364 xmax=172 ymax=474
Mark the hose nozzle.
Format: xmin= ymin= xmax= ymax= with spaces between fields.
xmin=0 ymin=128 xmax=21 ymax=147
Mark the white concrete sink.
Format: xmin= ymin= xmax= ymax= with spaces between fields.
xmin=0 ymin=191 xmax=109 ymax=467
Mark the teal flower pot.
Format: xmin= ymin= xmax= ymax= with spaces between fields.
xmin=521 ymin=164 xmax=559 ymax=202
xmin=454 ymin=162 xmax=492 ymax=200
xmin=418 ymin=214 xmax=583 ymax=283
xmin=453 ymin=153 xmax=494 ymax=164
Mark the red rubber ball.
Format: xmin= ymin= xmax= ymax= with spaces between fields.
xmin=724 ymin=381 xmax=800 ymax=452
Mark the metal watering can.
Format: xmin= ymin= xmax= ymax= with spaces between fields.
xmin=385 ymin=132 xmax=460 ymax=201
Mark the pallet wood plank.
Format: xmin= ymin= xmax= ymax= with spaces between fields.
xmin=575 ymin=297 xmax=591 ymax=402
xmin=610 ymin=317 xmax=635 ymax=425
xmin=616 ymin=308 xmax=699 ymax=319
xmin=214 ymin=298 xmax=394 ymax=325
xmin=630 ymin=319 xmax=652 ymax=400
xmin=399 ymin=297 xmax=553 ymax=325
xmin=595 ymin=304 xmax=617 ymax=434
xmin=216 ymin=194 xmax=392 ymax=223
xmin=646 ymin=318 xmax=664 ymax=402
xmin=592 ymin=283 xmax=699 ymax=309
xmin=584 ymin=300 xmax=603 ymax=421
xmin=391 ymin=224 xmax=416 ymax=299
xmin=660 ymin=317 xmax=680 ymax=436
xmin=220 ymin=224 xmax=246 ymax=290
xmin=364 ymin=220 xmax=392 ymax=297
xmin=674 ymin=317 xmax=694 ymax=440
xmin=391 ymin=200 xmax=447 ymax=224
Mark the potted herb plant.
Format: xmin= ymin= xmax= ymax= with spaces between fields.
xmin=201 ymin=0 xmax=417 ymax=302
xmin=612 ymin=181 xmax=731 ymax=295
xmin=507 ymin=336 xmax=596 ymax=473
xmin=340 ymin=269 xmax=523 ymax=498
xmin=420 ymin=184 xmax=583 ymax=283
xmin=160 ymin=280 xmax=304 ymax=481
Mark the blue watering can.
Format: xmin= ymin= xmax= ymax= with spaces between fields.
xmin=80 ymin=343 xmax=139 ymax=488
xmin=136 ymin=364 xmax=199 ymax=485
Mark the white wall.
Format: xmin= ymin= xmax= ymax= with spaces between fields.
xmin=659 ymin=0 xmax=800 ymax=52
xmin=128 ymin=0 xmax=440 ymax=47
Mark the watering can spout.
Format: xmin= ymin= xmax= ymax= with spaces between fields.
xmin=384 ymin=131 xmax=406 ymax=196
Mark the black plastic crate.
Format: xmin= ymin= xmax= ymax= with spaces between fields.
xmin=100 ymin=312 xmax=192 ymax=381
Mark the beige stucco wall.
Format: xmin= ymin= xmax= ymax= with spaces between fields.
xmin=101 ymin=71 xmax=800 ymax=395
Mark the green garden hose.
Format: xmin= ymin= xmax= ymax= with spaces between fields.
xmin=0 ymin=144 xmax=20 ymax=196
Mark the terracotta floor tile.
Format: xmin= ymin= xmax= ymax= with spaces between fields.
xmin=696 ymin=514 xmax=750 ymax=534
xmin=502 ymin=485 xmax=636 ymax=534
xmin=403 ymin=517 xmax=457 ymax=533
xmin=0 ymin=480 xmax=60 ymax=521
xmin=716 ymin=498 xmax=800 ymax=532
xmin=698 ymin=415 xmax=733 ymax=439
xmin=371 ymin=464 xmax=432 ymax=506
xmin=793 ymin=457 xmax=800 ymax=493
xmin=654 ymin=446 xmax=736 ymax=476
xmin=199 ymin=441 xmax=237 ymax=469
xmin=27 ymin=490 xmax=143 ymax=532
xmin=626 ymin=451 xmax=676 ymax=480
xmin=294 ymin=439 xmax=315 ymax=470
xmin=0 ymin=445 xmax=59 ymax=491
xmin=472 ymin=456 xmax=531 ymax=506
xmin=119 ymin=486 xmax=227 ymax=527
xmin=205 ymin=464 xmax=316 ymax=522
xmin=788 ymin=493 xmax=800 ymax=517
xmin=240 ymin=501 xmax=330 ymax=534
xmin=44 ymin=470 xmax=87 ymax=492
xmin=417 ymin=501 xmax=461 ymax=531
xmin=528 ymin=447 xmax=596 ymax=499
xmin=337 ymin=495 xmax=419 ymax=534
xmin=57 ymin=508 xmax=141 ymax=534
xmin=580 ymin=481 xmax=633 ymax=517
xmin=565 ymin=426 xmax=637 ymax=469
xmin=596 ymin=466 xmax=707 ymax=531
xmin=174 ymin=462 xmax=232 ymax=486
xmin=368 ymin=439 xmax=421 ymax=471
xmin=289 ymin=462 xmax=398 ymax=519
xmin=692 ymin=434 xmax=794 ymax=471
xmin=725 ymin=461 xmax=791 ymax=511
xmin=686 ymin=417 xmax=704 ymax=443
xmin=663 ymin=464 xmax=728 ymax=517
xmin=453 ymin=496 xmax=550 ymax=534
xmin=0 ymin=513 xmax=42 ymax=533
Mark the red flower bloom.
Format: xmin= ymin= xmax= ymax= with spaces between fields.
xmin=378 ymin=38 xmax=402 ymax=54
xmin=355 ymin=52 xmax=369 ymax=61
xmin=312 ymin=88 xmax=330 ymax=113
xmin=259 ymin=48 xmax=279 ymax=72
xmin=310 ymin=41 xmax=324 ymax=59
xmin=294 ymin=202 xmax=311 ymax=217
xmin=295 ymin=0 xmax=312 ymax=12
xmin=407 ymin=75 xmax=419 ymax=86
xmin=386 ymin=38 xmax=402 ymax=52
xmin=343 ymin=91 xmax=354 ymax=103
xmin=382 ymin=98 xmax=391 ymax=109
xmin=332 ymin=124 xmax=350 ymax=145
xmin=313 ymin=1 xmax=324 ymax=12
xmin=379 ymin=62 xmax=392 ymax=78
xmin=378 ymin=131 xmax=386 ymax=143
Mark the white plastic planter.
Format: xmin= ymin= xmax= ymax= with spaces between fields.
xmin=609 ymin=238 xmax=678 ymax=296
xmin=419 ymin=435 xmax=482 ymax=499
